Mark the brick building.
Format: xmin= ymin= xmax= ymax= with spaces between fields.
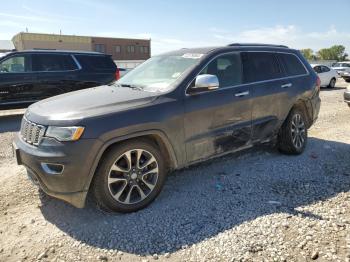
xmin=11 ymin=32 xmax=151 ymax=68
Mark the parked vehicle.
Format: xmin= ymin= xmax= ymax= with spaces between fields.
xmin=344 ymin=86 xmax=350 ymax=107
xmin=118 ymin=67 xmax=132 ymax=78
xmin=332 ymin=62 xmax=350 ymax=82
xmin=0 ymin=50 xmax=118 ymax=107
xmin=13 ymin=44 xmax=321 ymax=213
xmin=311 ymin=64 xmax=338 ymax=88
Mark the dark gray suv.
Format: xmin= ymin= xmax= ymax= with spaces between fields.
xmin=13 ymin=44 xmax=321 ymax=213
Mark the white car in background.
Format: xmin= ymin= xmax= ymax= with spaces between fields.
xmin=332 ymin=62 xmax=350 ymax=83
xmin=311 ymin=64 xmax=339 ymax=88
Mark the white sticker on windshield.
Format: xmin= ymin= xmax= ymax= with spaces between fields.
xmin=182 ymin=53 xmax=204 ymax=59
xmin=172 ymin=72 xmax=181 ymax=78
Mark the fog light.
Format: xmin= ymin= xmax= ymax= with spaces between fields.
xmin=41 ymin=163 xmax=64 ymax=175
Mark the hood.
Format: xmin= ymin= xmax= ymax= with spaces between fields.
xmin=27 ymin=85 xmax=158 ymax=125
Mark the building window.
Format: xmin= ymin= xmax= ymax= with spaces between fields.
xmin=139 ymin=46 xmax=149 ymax=54
xmin=94 ymin=44 xmax=106 ymax=53
xmin=127 ymin=45 xmax=135 ymax=53
xmin=115 ymin=45 xmax=121 ymax=53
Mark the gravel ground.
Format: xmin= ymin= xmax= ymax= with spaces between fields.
xmin=0 ymin=80 xmax=349 ymax=262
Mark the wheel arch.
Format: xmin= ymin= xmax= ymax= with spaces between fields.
xmin=289 ymin=99 xmax=313 ymax=129
xmin=83 ymin=130 xmax=178 ymax=193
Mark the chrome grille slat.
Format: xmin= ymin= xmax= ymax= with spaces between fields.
xmin=20 ymin=117 xmax=46 ymax=146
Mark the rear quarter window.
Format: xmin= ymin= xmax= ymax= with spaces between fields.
xmin=242 ymin=52 xmax=283 ymax=83
xmin=278 ymin=53 xmax=307 ymax=76
xmin=75 ymin=55 xmax=116 ymax=71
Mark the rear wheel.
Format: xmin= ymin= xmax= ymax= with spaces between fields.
xmin=345 ymin=79 xmax=350 ymax=83
xmin=92 ymin=139 xmax=166 ymax=213
xmin=278 ymin=108 xmax=308 ymax=155
xmin=328 ymin=78 xmax=336 ymax=88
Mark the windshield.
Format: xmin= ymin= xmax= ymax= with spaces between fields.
xmin=117 ymin=54 xmax=202 ymax=93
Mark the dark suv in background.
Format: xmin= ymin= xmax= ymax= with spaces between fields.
xmin=14 ymin=44 xmax=321 ymax=213
xmin=0 ymin=50 xmax=118 ymax=108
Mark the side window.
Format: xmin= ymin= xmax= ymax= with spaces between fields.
xmin=321 ymin=66 xmax=330 ymax=73
xmin=242 ymin=52 xmax=283 ymax=83
xmin=278 ymin=53 xmax=307 ymax=76
xmin=75 ymin=55 xmax=116 ymax=70
xmin=32 ymin=54 xmax=77 ymax=72
xmin=313 ymin=66 xmax=322 ymax=74
xmin=0 ymin=56 xmax=27 ymax=73
xmin=199 ymin=53 xmax=242 ymax=88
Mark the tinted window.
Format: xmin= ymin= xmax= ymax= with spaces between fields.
xmin=32 ymin=54 xmax=77 ymax=72
xmin=278 ymin=53 xmax=307 ymax=76
xmin=75 ymin=55 xmax=116 ymax=71
xmin=321 ymin=66 xmax=330 ymax=72
xmin=0 ymin=55 xmax=27 ymax=73
xmin=200 ymin=53 xmax=242 ymax=88
xmin=242 ymin=52 xmax=283 ymax=82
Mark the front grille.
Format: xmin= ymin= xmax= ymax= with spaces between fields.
xmin=20 ymin=117 xmax=46 ymax=146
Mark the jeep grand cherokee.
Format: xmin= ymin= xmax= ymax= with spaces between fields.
xmin=13 ymin=44 xmax=321 ymax=213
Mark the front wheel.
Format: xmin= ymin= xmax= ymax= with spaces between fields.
xmin=92 ymin=139 xmax=167 ymax=213
xmin=278 ymin=108 xmax=308 ymax=155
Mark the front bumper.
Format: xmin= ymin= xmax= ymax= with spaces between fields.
xmin=13 ymin=134 xmax=103 ymax=208
xmin=344 ymin=91 xmax=350 ymax=105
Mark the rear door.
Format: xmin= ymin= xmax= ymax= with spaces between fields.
xmin=242 ymin=51 xmax=288 ymax=142
xmin=184 ymin=52 xmax=252 ymax=163
xmin=320 ymin=66 xmax=332 ymax=85
xmin=0 ymin=54 xmax=36 ymax=104
xmin=31 ymin=53 xmax=80 ymax=99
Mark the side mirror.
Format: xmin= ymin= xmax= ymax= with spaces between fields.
xmin=189 ymin=74 xmax=219 ymax=94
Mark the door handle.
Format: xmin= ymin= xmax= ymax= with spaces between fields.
xmin=281 ymin=83 xmax=292 ymax=88
xmin=234 ymin=91 xmax=249 ymax=97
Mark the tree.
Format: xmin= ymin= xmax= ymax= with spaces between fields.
xmin=317 ymin=45 xmax=348 ymax=61
xmin=300 ymin=48 xmax=316 ymax=60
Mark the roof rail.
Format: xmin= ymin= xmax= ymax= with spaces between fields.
xmin=228 ymin=43 xmax=289 ymax=48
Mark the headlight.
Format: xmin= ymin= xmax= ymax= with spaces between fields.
xmin=45 ymin=126 xmax=85 ymax=141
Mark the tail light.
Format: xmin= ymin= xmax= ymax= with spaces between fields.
xmin=115 ymin=68 xmax=121 ymax=80
xmin=316 ymin=76 xmax=321 ymax=92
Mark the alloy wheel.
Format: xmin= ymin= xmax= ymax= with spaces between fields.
xmin=291 ymin=113 xmax=306 ymax=149
xmin=107 ymin=149 xmax=159 ymax=205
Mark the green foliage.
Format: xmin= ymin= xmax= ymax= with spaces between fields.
xmin=317 ymin=45 xmax=348 ymax=61
xmin=300 ymin=49 xmax=316 ymax=60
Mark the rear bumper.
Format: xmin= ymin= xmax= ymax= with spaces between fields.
xmin=13 ymin=134 xmax=103 ymax=208
xmin=344 ymin=91 xmax=350 ymax=104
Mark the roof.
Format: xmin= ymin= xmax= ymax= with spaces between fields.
xmin=5 ymin=49 xmax=107 ymax=55
xmin=159 ymin=44 xmax=295 ymax=57
xmin=0 ymin=40 xmax=15 ymax=50
xmin=12 ymin=32 xmax=150 ymax=42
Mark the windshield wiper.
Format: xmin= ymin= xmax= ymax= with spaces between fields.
xmin=120 ymin=83 xmax=144 ymax=91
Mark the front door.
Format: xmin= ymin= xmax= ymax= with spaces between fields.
xmin=0 ymin=54 xmax=36 ymax=104
xmin=184 ymin=52 xmax=252 ymax=163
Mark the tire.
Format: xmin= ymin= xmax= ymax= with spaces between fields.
xmin=278 ymin=108 xmax=308 ymax=155
xmin=92 ymin=139 xmax=167 ymax=213
xmin=328 ymin=78 xmax=336 ymax=88
xmin=345 ymin=79 xmax=350 ymax=83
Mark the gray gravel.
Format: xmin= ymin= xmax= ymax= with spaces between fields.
xmin=0 ymin=80 xmax=349 ymax=262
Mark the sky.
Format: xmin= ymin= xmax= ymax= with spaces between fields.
xmin=1 ymin=0 xmax=350 ymax=55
